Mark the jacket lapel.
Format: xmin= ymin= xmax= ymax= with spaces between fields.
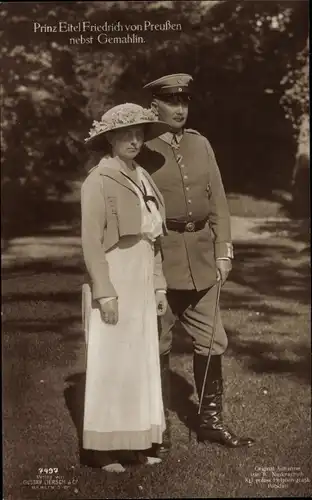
xmin=96 ymin=158 xmax=138 ymax=196
xmin=92 ymin=157 xmax=165 ymax=213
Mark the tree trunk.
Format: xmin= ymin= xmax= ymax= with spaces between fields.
xmin=292 ymin=113 xmax=310 ymax=217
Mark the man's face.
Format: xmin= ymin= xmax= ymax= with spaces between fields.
xmin=152 ymin=94 xmax=189 ymax=132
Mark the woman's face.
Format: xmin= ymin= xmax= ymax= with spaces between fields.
xmin=108 ymin=125 xmax=145 ymax=161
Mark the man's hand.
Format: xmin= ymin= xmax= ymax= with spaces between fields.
xmin=216 ymin=259 xmax=232 ymax=285
xmin=98 ymin=298 xmax=119 ymax=325
xmin=155 ymin=290 xmax=168 ymax=316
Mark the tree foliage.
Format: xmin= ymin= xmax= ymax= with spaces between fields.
xmin=1 ymin=3 xmax=89 ymax=236
xmin=103 ymin=0 xmax=308 ymax=193
xmin=1 ymin=1 xmax=309 ymax=237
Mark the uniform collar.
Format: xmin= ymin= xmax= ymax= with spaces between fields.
xmin=158 ymin=130 xmax=184 ymax=146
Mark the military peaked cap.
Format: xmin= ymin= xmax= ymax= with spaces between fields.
xmin=143 ymin=73 xmax=193 ymax=96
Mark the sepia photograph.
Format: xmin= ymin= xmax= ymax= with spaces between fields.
xmin=1 ymin=1 xmax=310 ymax=498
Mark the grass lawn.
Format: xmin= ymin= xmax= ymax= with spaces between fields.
xmin=2 ymin=213 xmax=311 ymax=499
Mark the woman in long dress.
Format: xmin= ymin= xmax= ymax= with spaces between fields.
xmin=80 ymin=103 xmax=170 ymax=472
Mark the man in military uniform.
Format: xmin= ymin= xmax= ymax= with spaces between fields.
xmin=139 ymin=74 xmax=255 ymax=452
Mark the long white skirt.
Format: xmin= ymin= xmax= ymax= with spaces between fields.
xmin=82 ymin=235 xmax=165 ymax=451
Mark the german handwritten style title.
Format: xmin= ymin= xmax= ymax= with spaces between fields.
xmin=32 ymin=20 xmax=182 ymax=45
xmin=33 ymin=20 xmax=182 ymax=33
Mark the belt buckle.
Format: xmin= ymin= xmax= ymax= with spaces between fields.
xmin=185 ymin=221 xmax=195 ymax=232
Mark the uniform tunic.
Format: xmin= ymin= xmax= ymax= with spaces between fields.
xmin=139 ymin=130 xmax=233 ymax=291
xmin=82 ymin=162 xmax=166 ymax=451
xmin=137 ymin=130 xmax=233 ymax=356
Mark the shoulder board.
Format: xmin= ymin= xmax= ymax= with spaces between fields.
xmin=185 ymin=128 xmax=202 ymax=136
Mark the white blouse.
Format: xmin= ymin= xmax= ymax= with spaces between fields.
xmin=135 ymin=167 xmax=164 ymax=242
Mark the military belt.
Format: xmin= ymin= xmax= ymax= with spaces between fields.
xmin=166 ymin=218 xmax=208 ymax=233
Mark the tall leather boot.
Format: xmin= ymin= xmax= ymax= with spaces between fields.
xmin=158 ymin=353 xmax=171 ymax=454
xmin=193 ymin=353 xmax=255 ymax=447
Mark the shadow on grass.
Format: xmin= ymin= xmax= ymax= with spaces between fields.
xmin=251 ymin=218 xmax=310 ymax=245
xmin=170 ymin=369 xmax=198 ymax=433
xmin=169 ymin=323 xmax=311 ymax=385
xmin=3 ymin=291 xmax=81 ymax=304
xmin=225 ymin=330 xmax=311 ymax=385
xmin=227 ymin=242 xmax=310 ymax=306
xmin=2 ymin=318 xmax=82 ymax=342
xmin=64 ymin=372 xmax=86 ymax=464
xmin=2 ymin=259 xmax=83 ymax=280
xmin=170 ymin=328 xmax=311 ymax=387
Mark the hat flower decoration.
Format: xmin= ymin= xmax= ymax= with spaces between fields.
xmin=85 ymin=103 xmax=168 ymax=146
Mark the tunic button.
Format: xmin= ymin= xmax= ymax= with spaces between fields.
xmin=189 ymin=211 xmax=193 ymax=216
xmin=188 ymin=200 xmax=192 ymax=204
xmin=183 ymin=175 xmax=188 ymax=180
xmin=180 ymin=164 xmax=185 ymax=168
xmin=186 ymin=186 xmax=189 ymax=191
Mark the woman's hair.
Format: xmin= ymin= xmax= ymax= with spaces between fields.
xmin=83 ymin=135 xmax=112 ymax=173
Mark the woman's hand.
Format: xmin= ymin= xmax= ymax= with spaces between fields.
xmin=98 ymin=298 xmax=119 ymax=325
xmin=155 ymin=290 xmax=168 ymax=316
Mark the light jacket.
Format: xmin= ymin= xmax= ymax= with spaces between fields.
xmin=81 ymin=157 xmax=167 ymax=300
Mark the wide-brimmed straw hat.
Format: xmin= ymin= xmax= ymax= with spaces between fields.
xmin=84 ymin=103 xmax=169 ymax=147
